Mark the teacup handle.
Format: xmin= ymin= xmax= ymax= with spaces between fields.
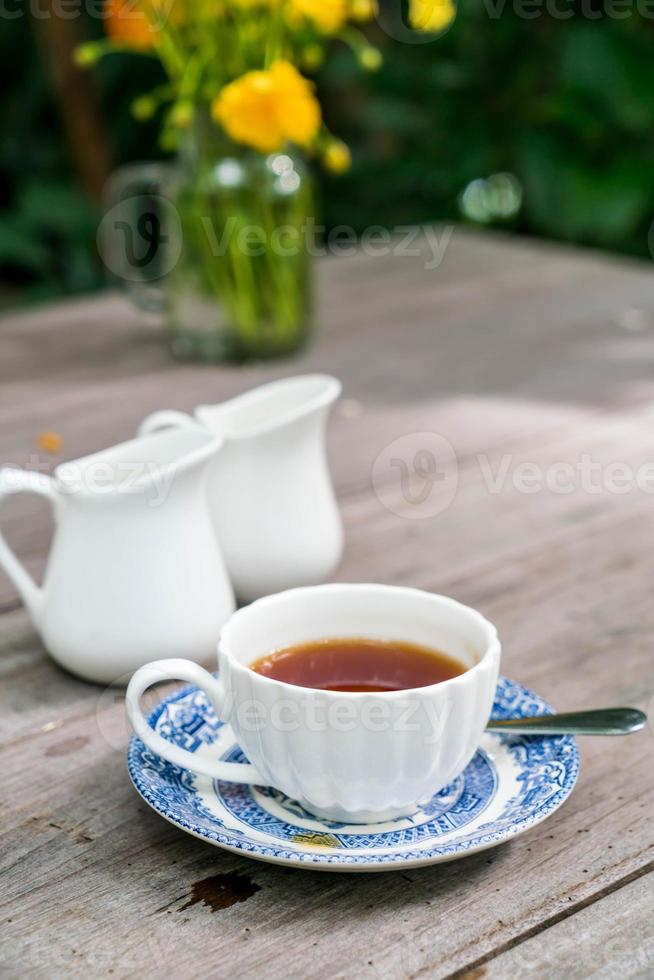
xmin=138 ymin=410 xmax=199 ymax=437
xmin=126 ymin=659 xmax=261 ymax=784
xmin=0 ymin=468 xmax=57 ymax=624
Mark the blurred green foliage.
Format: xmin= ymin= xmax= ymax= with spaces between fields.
xmin=323 ymin=7 xmax=654 ymax=254
xmin=2 ymin=2 xmax=654 ymax=306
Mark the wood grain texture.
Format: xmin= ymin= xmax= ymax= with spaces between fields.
xmin=457 ymin=872 xmax=654 ymax=980
xmin=1 ymin=229 xmax=653 ymax=979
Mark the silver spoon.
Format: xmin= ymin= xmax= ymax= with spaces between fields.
xmin=486 ymin=707 xmax=647 ymax=736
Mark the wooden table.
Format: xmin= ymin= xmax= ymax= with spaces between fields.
xmin=1 ymin=229 xmax=653 ymax=978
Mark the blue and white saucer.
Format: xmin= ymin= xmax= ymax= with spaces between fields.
xmin=127 ymin=676 xmax=579 ymax=871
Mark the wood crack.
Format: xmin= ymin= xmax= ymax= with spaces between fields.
xmin=437 ymin=856 xmax=654 ymax=980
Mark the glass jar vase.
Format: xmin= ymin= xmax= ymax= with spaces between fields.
xmin=102 ymin=117 xmax=315 ymax=363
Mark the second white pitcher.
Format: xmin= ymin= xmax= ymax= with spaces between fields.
xmin=139 ymin=375 xmax=343 ymax=602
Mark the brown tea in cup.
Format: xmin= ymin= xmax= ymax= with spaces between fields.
xmin=250 ymin=637 xmax=465 ymax=693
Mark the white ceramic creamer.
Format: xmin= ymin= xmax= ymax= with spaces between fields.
xmin=0 ymin=428 xmax=234 ymax=683
xmin=139 ymin=374 xmax=343 ymax=602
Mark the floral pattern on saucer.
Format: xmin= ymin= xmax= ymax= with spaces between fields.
xmin=127 ymin=676 xmax=579 ymax=870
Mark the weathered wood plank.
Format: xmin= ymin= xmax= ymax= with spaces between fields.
xmin=456 ymin=871 xmax=654 ymax=980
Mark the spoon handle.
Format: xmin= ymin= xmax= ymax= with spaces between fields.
xmin=486 ymin=707 xmax=647 ymax=736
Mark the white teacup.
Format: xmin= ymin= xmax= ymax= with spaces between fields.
xmin=126 ymin=584 xmax=501 ymax=823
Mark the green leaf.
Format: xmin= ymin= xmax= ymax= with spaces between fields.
xmin=0 ymin=218 xmax=51 ymax=271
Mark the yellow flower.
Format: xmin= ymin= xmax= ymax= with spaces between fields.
xmin=212 ymin=61 xmax=321 ymax=153
xmin=409 ymin=0 xmax=456 ymax=32
xmin=350 ymin=0 xmax=377 ymax=22
xmin=323 ymin=140 xmax=351 ymax=174
xmin=104 ymin=0 xmax=156 ymax=49
xmin=289 ymin=0 xmax=348 ymax=32
xmin=104 ymin=0 xmax=190 ymax=44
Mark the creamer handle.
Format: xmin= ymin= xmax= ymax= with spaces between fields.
xmin=138 ymin=410 xmax=198 ymax=436
xmin=0 ymin=468 xmax=57 ymax=624
xmin=126 ymin=659 xmax=261 ymax=784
